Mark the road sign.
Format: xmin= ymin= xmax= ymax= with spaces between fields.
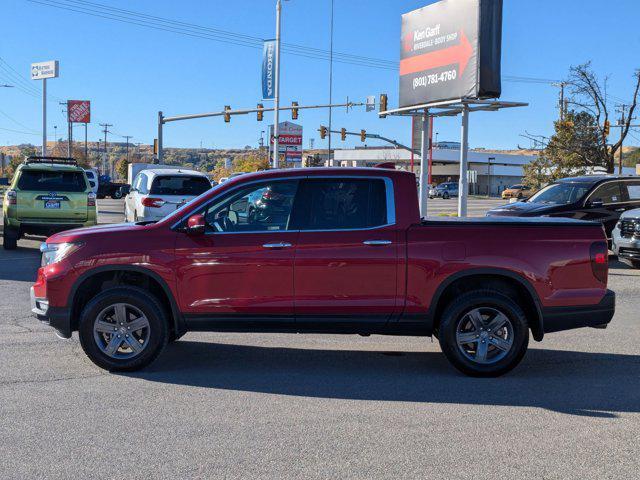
xmin=270 ymin=121 xmax=303 ymax=164
xmin=30 ymin=60 xmax=59 ymax=80
xmin=366 ymin=95 xmax=376 ymax=112
xmin=67 ymin=100 xmax=91 ymax=123
xmin=399 ymin=0 xmax=502 ymax=108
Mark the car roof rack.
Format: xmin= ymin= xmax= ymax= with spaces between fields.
xmin=25 ymin=156 xmax=78 ymax=166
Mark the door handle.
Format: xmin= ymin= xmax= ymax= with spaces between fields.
xmin=363 ymin=240 xmax=392 ymax=246
xmin=262 ymin=242 xmax=292 ymax=249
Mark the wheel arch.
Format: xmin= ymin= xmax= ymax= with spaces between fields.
xmin=428 ymin=268 xmax=544 ymax=341
xmin=68 ymin=265 xmax=184 ymax=338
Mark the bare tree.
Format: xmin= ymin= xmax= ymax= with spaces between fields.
xmin=523 ymin=63 xmax=640 ymax=174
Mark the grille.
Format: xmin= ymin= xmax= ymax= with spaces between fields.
xmin=620 ymin=219 xmax=639 ymax=238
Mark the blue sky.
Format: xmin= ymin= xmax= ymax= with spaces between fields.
xmin=2 ymin=0 xmax=640 ymax=151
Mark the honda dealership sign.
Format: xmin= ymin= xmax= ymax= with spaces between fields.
xmin=399 ymin=0 xmax=503 ymax=108
xmin=262 ymin=39 xmax=277 ymax=100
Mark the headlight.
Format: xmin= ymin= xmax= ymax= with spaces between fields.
xmin=40 ymin=242 xmax=83 ymax=267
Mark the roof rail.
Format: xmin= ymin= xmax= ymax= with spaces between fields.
xmin=25 ymin=156 xmax=78 ymax=166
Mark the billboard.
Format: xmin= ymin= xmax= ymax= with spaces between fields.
xmin=262 ymin=39 xmax=277 ymax=100
xmin=270 ymin=121 xmax=303 ymax=164
xmin=67 ymin=100 xmax=91 ymax=123
xmin=399 ymin=0 xmax=502 ymax=108
xmin=31 ymin=60 xmax=59 ymax=80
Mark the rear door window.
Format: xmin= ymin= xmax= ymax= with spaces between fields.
xmin=150 ymin=175 xmax=211 ymax=196
xmin=17 ymin=170 xmax=87 ymax=192
xmin=622 ymin=181 xmax=640 ymax=202
xmin=590 ymin=182 xmax=623 ymax=205
xmin=291 ymin=178 xmax=388 ymax=230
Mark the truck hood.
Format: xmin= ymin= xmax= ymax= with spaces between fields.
xmin=486 ymin=201 xmax=561 ymax=216
xmin=46 ymin=222 xmax=150 ymax=243
xmin=620 ymin=207 xmax=640 ymax=220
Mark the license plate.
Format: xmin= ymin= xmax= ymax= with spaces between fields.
xmin=44 ymin=200 xmax=60 ymax=209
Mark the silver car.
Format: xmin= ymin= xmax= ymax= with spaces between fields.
xmin=612 ymin=207 xmax=640 ymax=268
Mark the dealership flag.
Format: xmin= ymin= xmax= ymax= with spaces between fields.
xmin=262 ymin=39 xmax=277 ymax=100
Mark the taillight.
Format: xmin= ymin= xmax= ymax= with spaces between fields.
xmin=141 ymin=197 xmax=165 ymax=208
xmin=87 ymin=192 xmax=96 ymax=207
xmin=6 ymin=190 xmax=17 ymax=205
xmin=590 ymin=241 xmax=608 ymax=283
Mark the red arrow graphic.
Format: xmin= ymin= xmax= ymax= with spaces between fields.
xmin=400 ymin=30 xmax=472 ymax=77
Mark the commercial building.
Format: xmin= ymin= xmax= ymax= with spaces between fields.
xmin=332 ymin=146 xmax=637 ymax=195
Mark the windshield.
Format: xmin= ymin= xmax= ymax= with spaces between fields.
xmin=509 ymin=184 xmax=523 ymax=189
xmin=149 ymin=175 xmax=212 ymax=196
xmin=17 ymin=170 xmax=87 ymax=192
xmin=527 ymin=182 xmax=591 ymax=205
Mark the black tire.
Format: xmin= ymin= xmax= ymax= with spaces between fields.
xmin=3 ymin=227 xmax=18 ymax=250
xmin=631 ymin=260 xmax=640 ymax=269
xmin=78 ymin=286 xmax=169 ymax=371
xmin=517 ymin=192 xmax=523 ymax=199
xmin=438 ymin=290 xmax=529 ymax=377
xmin=442 ymin=192 xmax=450 ymax=200
xmin=97 ymin=194 xmax=106 ymax=199
xmin=112 ymin=190 xmax=123 ymax=199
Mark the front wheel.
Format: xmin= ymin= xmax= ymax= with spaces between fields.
xmin=438 ymin=290 xmax=529 ymax=377
xmin=78 ymin=287 xmax=169 ymax=371
xmin=113 ymin=190 xmax=123 ymax=199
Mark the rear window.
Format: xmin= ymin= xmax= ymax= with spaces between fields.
xmin=17 ymin=170 xmax=87 ymax=192
xmin=149 ymin=175 xmax=211 ymax=196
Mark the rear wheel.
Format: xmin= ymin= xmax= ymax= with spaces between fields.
xmin=78 ymin=287 xmax=168 ymax=371
xmin=2 ymin=227 xmax=18 ymax=250
xmin=631 ymin=260 xmax=640 ymax=269
xmin=438 ymin=290 xmax=529 ymax=377
xmin=442 ymin=192 xmax=450 ymax=200
xmin=113 ymin=190 xmax=123 ymax=199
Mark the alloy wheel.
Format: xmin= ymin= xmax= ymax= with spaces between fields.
xmin=92 ymin=303 xmax=151 ymax=359
xmin=455 ymin=307 xmax=514 ymax=364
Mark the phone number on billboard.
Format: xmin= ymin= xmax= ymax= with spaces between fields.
xmin=412 ymin=69 xmax=457 ymax=89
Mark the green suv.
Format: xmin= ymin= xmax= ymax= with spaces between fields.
xmin=2 ymin=156 xmax=97 ymax=250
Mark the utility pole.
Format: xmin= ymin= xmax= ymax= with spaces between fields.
xmin=552 ymin=82 xmax=567 ymax=121
xmin=59 ymin=101 xmax=71 ymax=157
xmin=272 ymin=0 xmax=282 ymax=169
xmin=616 ymin=104 xmax=628 ymax=174
xmin=123 ymin=135 xmax=133 ymax=162
xmin=99 ymin=123 xmax=113 ymax=176
xmin=327 ymin=0 xmax=335 ymax=166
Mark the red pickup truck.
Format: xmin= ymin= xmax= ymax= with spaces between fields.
xmin=31 ymin=167 xmax=615 ymax=376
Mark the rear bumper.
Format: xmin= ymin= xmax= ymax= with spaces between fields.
xmin=541 ymin=290 xmax=615 ymax=334
xmin=30 ymin=286 xmax=72 ymax=338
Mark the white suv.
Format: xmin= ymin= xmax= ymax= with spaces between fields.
xmin=124 ymin=168 xmax=211 ymax=222
xmin=612 ymin=207 xmax=640 ymax=268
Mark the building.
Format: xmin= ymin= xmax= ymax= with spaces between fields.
xmin=332 ymin=146 xmax=637 ymax=195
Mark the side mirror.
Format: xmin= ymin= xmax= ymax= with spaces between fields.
xmin=589 ymin=198 xmax=604 ymax=208
xmin=186 ymin=214 xmax=206 ymax=235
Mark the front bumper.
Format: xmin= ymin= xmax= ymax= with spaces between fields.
xmin=612 ymin=228 xmax=640 ymax=260
xmin=541 ymin=289 xmax=615 ymax=334
xmin=30 ymin=286 xmax=72 ymax=338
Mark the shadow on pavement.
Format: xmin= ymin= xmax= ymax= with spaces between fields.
xmin=0 ymin=244 xmax=41 ymax=282
xmin=130 ymin=341 xmax=640 ymax=417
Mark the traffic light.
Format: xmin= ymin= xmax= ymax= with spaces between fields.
xmin=379 ymin=93 xmax=388 ymax=114
xmin=604 ymin=120 xmax=610 ymax=136
xmin=257 ymin=103 xmax=264 ymax=122
xmin=341 ymin=128 xmax=347 ymax=141
xmin=360 ymin=129 xmax=366 ymax=142
xmin=319 ymin=125 xmax=327 ymax=139
xmin=224 ymin=105 xmax=231 ymax=123
xmin=291 ymin=101 xmax=299 ymax=120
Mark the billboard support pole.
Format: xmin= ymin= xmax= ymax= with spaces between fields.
xmin=419 ymin=109 xmax=430 ymax=217
xmin=42 ymin=78 xmax=47 ymax=156
xmin=84 ymin=123 xmax=88 ymax=160
xmin=428 ymin=117 xmax=434 ymax=185
xmin=458 ymin=105 xmax=469 ymax=217
xmin=272 ymin=0 xmax=282 ymax=169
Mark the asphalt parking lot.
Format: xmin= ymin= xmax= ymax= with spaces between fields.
xmin=1 ymin=198 xmax=639 ymax=479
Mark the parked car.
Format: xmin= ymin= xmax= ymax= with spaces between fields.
xmin=3 ymin=156 xmax=97 ymax=250
xmin=486 ymin=175 xmax=640 ymax=238
xmin=32 ymin=167 xmax=614 ymax=377
xmin=124 ymin=169 xmax=212 ymax=222
xmin=612 ymin=207 xmax=640 ymax=268
xmin=430 ymin=182 xmax=459 ymax=199
xmin=501 ymin=184 xmax=533 ymax=200
xmin=97 ymin=177 xmax=128 ymax=199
